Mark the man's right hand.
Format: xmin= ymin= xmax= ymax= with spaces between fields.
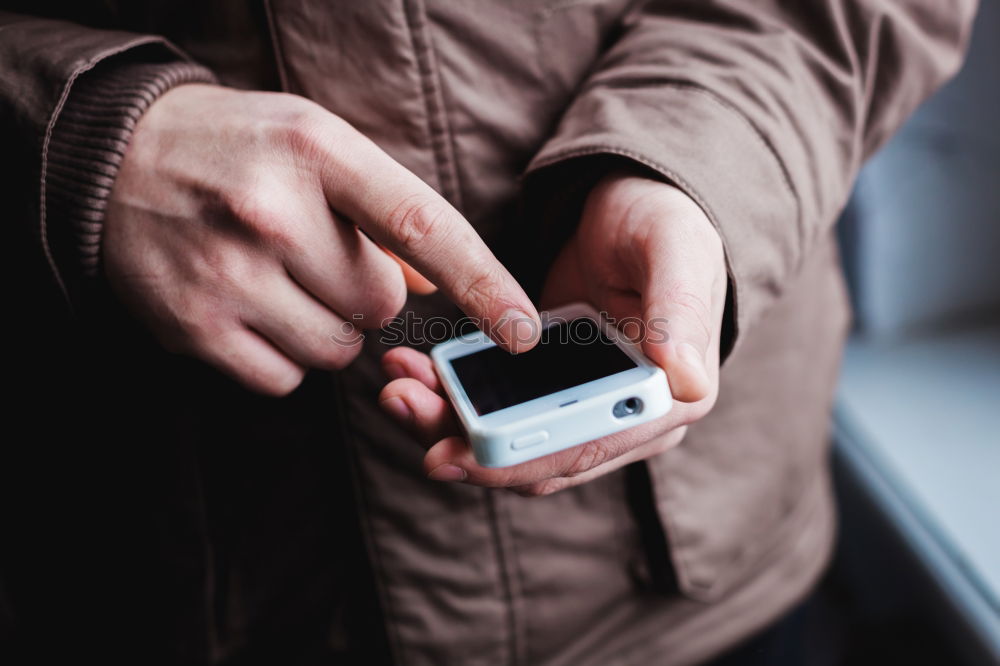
xmin=103 ymin=84 xmax=539 ymax=395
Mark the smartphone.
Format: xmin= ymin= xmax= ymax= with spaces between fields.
xmin=431 ymin=302 xmax=671 ymax=468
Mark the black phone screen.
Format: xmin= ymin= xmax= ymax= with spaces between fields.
xmin=449 ymin=318 xmax=637 ymax=416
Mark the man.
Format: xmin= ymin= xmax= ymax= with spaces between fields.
xmin=0 ymin=1 xmax=976 ymax=664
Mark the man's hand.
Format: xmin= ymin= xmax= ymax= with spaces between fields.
xmin=378 ymin=172 xmax=727 ymax=495
xmin=103 ymin=84 xmax=540 ymax=395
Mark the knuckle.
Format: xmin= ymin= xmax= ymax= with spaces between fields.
xmin=563 ymin=441 xmax=613 ymax=477
xmin=312 ymin=335 xmax=362 ymax=371
xmin=167 ymin=292 xmax=225 ymax=349
xmin=196 ymin=243 xmax=260 ymax=294
xmin=282 ymin=317 xmax=363 ymax=372
xmin=384 ymin=194 xmax=450 ymax=256
xmin=457 ymin=262 xmax=504 ymax=318
xmin=199 ymin=243 xmax=239 ymax=280
xmin=533 ymin=478 xmax=569 ymax=496
xmin=479 ymin=468 xmax=521 ymax=489
xmin=224 ymin=189 xmax=296 ymax=251
xmin=361 ymin=275 xmax=407 ymax=325
xmin=664 ymin=286 xmax=714 ymax=342
xmin=275 ymin=105 xmax=331 ymax=161
xmin=183 ymin=320 xmax=218 ymax=350
xmin=510 ymin=479 xmax=567 ymax=498
xmin=329 ymin=318 xmax=366 ymax=349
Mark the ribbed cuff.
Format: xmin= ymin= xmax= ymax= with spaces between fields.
xmin=45 ymin=60 xmax=216 ymax=297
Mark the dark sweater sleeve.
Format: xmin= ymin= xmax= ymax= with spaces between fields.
xmin=0 ymin=12 xmax=215 ymax=314
xmin=45 ymin=60 xmax=215 ymax=298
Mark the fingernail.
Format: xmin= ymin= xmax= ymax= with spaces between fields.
xmin=678 ymin=342 xmax=707 ymax=379
xmin=496 ymin=309 xmax=539 ymax=350
xmin=427 ymin=464 xmax=467 ymax=482
xmin=380 ymin=396 xmax=411 ymax=423
xmin=384 ymin=362 xmax=406 ymax=380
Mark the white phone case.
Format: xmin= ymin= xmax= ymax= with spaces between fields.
xmin=431 ymin=302 xmax=672 ymax=467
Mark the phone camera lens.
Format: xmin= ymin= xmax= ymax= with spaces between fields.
xmin=613 ymin=397 xmax=643 ymax=418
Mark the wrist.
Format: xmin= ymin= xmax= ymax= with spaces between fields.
xmin=44 ymin=60 xmax=215 ymax=305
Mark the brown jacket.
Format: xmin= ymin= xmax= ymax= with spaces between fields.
xmin=0 ymin=1 xmax=976 ymax=664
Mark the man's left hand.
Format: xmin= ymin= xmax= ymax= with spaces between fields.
xmin=378 ymin=172 xmax=727 ymax=495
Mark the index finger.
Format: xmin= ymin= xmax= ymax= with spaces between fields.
xmin=319 ymin=128 xmax=540 ymax=352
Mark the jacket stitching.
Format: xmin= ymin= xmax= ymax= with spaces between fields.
xmin=505 ymin=499 xmax=530 ymax=666
xmin=484 ymin=490 xmax=520 ymax=666
xmin=400 ymin=0 xmax=465 ymax=209
xmin=496 ymin=492 xmax=530 ymax=665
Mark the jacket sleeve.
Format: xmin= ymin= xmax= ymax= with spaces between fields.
xmin=0 ymin=12 xmax=215 ymax=313
xmin=523 ymin=0 xmax=977 ymax=359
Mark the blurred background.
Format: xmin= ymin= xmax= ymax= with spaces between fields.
xmin=800 ymin=1 xmax=1000 ymax=664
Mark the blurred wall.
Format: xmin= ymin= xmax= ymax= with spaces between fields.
xmin=844 ymin=0 xmax=1000 ymax=339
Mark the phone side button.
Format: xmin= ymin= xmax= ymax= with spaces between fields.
xmin=511 ymin=431 xmax=550 ymax=450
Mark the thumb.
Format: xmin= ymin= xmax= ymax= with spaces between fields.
xmin=635 ymin=194 xmax=726 ymax=403
xmin=642 ymin=278 xmax=720 ymax=403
